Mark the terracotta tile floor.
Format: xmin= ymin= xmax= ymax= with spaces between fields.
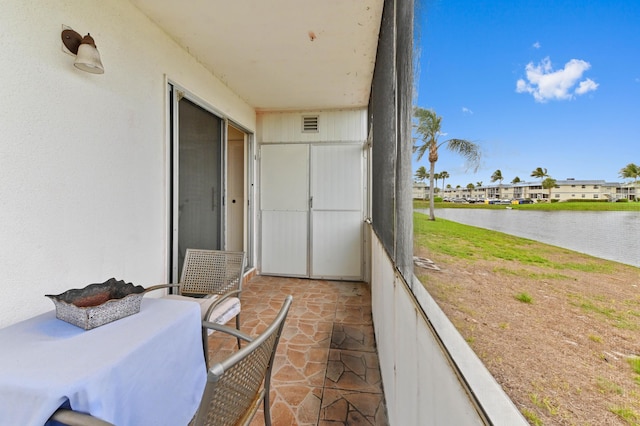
xmin=205 ymin=275 xmax=389 ymax=426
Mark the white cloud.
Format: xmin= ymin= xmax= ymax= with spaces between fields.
xmin=462 ymin=107 xmax=474 ymax=114
xmin=575 ymin=78 xmax=598 ymax=94
xmin=515 ymin=57 xmax=597 ymax=102
xmin=533 ymin=41 xmax=541 ymax=49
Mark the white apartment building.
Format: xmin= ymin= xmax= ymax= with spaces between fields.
xmin=431 ymin=179 xmax=637 ymax=202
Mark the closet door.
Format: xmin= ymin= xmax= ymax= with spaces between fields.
xmin=260 ymin=144 xmax=309 ymax=276
xmin=310 ymin=144 xmax=363 ymax=279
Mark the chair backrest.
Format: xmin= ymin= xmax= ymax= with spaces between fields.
xmin=180 ymin=249 xmax=246 ymax=296
xmin=192 ymin=295 xmax=293 ymax=426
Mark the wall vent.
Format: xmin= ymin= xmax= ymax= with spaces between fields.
xmin=302 ymin=115 xmax=319 ymax=133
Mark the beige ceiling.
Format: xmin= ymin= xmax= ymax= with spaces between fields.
xmin=129 ymin=0 xmax=383 ymax=111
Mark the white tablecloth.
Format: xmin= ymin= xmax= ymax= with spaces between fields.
xmin=0 ymin=298 xmax=206 ymax=426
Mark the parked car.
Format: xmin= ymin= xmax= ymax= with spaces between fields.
xmin=512 ymin=198 xmax=534 ymax=204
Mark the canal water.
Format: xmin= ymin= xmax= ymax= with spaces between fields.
xmin=415 ymin=208 xmax=640 ymax=268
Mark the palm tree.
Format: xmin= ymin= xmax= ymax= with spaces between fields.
xmin=491 ymin=169 xmax=503 ymax=184
xmin=476 ymin=181 xmax=483 ymax=187
xmin=511 ymin=176 xmax=521 ymax=184
xmin=491 ymin=169 xmax=504 ymax=198
xmin=413 ymin=108 xmax=480 ymax=220
xmin=440 ymin=171 xmax=450 ymax=195
xmin=531 ymin=168 xmax=549 ymax=200
xmin=619 ymin=163 xmax=640 ymax=184
xmin=542 ymin=177 xmax=557 ymax=201
xmin=619 ymin=163 xmax=640 ymax=200
xmin=414 ymin=166 xmax=428 ymax=183
xmin=433 ymin=172 xmax=441 ymax=191
xmin=531 ymin=167 xmax=548 ymax=181
xmin=466 ymin=183 xmax=474 ymax=199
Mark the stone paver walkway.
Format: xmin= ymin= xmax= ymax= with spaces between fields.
xmin=205 ymin=275 xmax=388 ymax=425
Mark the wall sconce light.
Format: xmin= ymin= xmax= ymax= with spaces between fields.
xmin=61 ymin=29 xmax=104 ymax=74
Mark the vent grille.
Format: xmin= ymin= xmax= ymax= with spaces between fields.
xmin=302 ymin=115 xmax=319 ymax=133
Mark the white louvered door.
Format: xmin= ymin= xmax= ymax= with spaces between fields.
xmin=310 ymin=144 xmax=362 ymax=279
xmin=260 ymin=143 xmax=363 ymax=280
xmin=260 ymin=144 xmax=309 ymax=276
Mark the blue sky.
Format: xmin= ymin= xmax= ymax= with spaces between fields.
xmin=413 ymin=0 xmax=640 ymax=188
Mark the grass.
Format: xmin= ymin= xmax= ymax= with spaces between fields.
xmin=493 ymin=267 xmax=570 ymax=280
xmin=515 ymin=292 xmax=533 ymax=304
xmin=628 ymin=357 xmax=640 ymax=375
xmin=609 ymin=406 xmax=640 ymax=425
xmin=414 ymin=213 xmax=552 ymax=264
xmin=413 ymin=213 xmax=617 ymax=273
xmin=558 ymin=261 xmax=615 ymax=274
xmin=597 ymin=377 xmax=624 ymax=395
xmin=530 ymin=393 xmax=559 ymax=416
xmin=413 ymin=212 xmax=640 ymax=424
xmin=522 ymin=409 xmax=543 ymax=426
xmin=628 ymin=357 xmax=640 ymax=385
xmin=414 ymin=213 xmax=622 ymax=278
xmin=414 ymin=199 xmax=640 ymax=211
xmin=568 ymin=294 xmax=640 ymax=330
xmin=589 ymin=334 xmax=603 ymax=343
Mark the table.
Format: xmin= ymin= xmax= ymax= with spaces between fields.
xmin=0 ymin=298 xmax=206 ymax=426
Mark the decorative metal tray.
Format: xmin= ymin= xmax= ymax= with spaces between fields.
xmin=46 ymin=278 xmax=145 ymax=330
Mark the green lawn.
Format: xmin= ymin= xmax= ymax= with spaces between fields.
xmin=414 ymin=199 xmax=640 ymax=211
xmin=412 ymin=212 xmax=615 ymax=271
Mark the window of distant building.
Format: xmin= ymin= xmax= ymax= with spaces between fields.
xmin=581 ymin=185 xmax=586 ymax=188
xmin=555 ymin=194 xmax=560 ymax=198
xmin=571 ymin=185 xmax=576 ymax=188
xmin=593 ymin=185 xmax=599 ymax=189
xmin=594 ymin=194 xmax=599 ymax=198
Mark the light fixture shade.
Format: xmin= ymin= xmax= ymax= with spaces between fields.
xmin=74 ymin=34 xmax=104 ymax=74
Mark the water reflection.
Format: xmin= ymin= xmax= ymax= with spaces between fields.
xmin=416 ymin=209 xmax=640 ymax=268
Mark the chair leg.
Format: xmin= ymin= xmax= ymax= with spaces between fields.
xmin=263 ymin=374 xmax=272 ymax=426
xmin=202 ymin=328 xmax=210 ymax=370
xmin=235 ymin=314 xmax=242 ymax=349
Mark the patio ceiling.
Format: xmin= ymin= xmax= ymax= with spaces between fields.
xmin=129 ymin=0 xmax=384 ymax=111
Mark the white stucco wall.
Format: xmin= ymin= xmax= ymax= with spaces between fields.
xmin=369 ymin=226 xmax=527 ymax=425
xmin=0 ymin=0 xmax=256 ymax=327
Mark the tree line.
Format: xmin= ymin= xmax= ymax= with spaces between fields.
xmin=413 ymin=106 xmax=640 ymax=219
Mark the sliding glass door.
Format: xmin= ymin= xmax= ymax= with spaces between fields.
xmin=171 ymin=91 xmax=223 ymax=280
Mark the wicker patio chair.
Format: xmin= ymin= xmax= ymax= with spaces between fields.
xmin=146 ymin=249 xmax=246 ymax=363
xmin=49 ymin=408 xmax=114 ymax=426
xmin=190 ymin=295 xmax=293 ymax=426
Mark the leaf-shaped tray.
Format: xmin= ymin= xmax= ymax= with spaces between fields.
xmin=46 ymin=278 xmax=145 ymax=330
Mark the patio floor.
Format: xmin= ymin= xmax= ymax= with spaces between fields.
xmin=205 ymin=275 xmax=389 ymax=426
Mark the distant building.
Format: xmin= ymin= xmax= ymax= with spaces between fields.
xmin=412 ymin=182 xmax=429 ymax=199
xmin=417 ymin=179 xmax=637 ymax=202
